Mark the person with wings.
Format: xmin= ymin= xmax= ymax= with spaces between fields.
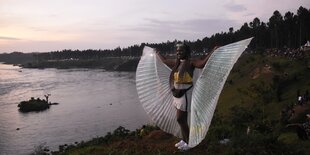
xmin=136 ymin=38 xmax=252 ymax=151
xmin=156 ymin=42 xmax=218 ymax=150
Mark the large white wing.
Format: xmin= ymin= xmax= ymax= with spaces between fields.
xmin=188 ymin=37 xmax=253 ymax=147
xmin=136 ymin=46 xmax=182 ymax=138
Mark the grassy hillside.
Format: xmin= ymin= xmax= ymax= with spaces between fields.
xmin=44 ymin=52 xmax=310 ymax=155
xmin=211 ymin=52 xmax=310 ymax=154
xmin=219 ymin=52 xmax=310 ymax=118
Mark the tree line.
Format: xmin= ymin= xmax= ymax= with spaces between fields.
xmin=24 ymin=6 xmax=310 ymax=61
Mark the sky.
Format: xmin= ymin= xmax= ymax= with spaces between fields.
xmin=0 ymin=0 xmax=309 ymax=53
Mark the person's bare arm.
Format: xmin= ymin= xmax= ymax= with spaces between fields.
xmin=156 ymin=50 xmax=175 ymax=68
xmin=192 ymin=46 xmax=219 ymax=68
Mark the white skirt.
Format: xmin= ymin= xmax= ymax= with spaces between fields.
xmin=172 ymin=87 xmax=192 ymax=111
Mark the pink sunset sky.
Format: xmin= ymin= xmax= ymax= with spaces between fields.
xmin=0 ymin=0 xmax=309 ymax=53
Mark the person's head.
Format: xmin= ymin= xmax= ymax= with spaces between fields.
xmin=175 ymin=42 xmax=190 ymax=60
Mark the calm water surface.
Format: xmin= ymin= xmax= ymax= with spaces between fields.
xmin=0 ymin=63 xmax=149 ymax=155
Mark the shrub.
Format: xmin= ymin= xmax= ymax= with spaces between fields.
xmin=18 ymin=97 xmax=50 ymax=112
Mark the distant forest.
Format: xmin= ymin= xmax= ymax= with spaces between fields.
xmin=1 ymin=6 xmax=310 ymax=62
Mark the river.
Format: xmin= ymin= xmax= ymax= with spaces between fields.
xmin=0 ymin=63 xmax=149 ymax=155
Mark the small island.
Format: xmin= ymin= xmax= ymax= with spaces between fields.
xmin=18 ymin=94 xmax=58 ymax=112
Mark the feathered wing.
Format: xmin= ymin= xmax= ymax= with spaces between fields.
xmin=136 ymin=46 xmax=182 ymax=138
xmin=188 ymin=37 xmax=253 ymax=147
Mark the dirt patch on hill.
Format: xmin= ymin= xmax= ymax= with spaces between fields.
xmin=251 ymin=64 xmax=272 ymax=79
xmin=288 ymin=104 xmax=310 ymax=123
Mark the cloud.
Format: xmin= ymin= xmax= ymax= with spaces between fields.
xmin=244 ymin=12 xmax=256 ymax=17
xmin=224 ymin=1 xmax=247 ymax=12
xmin=0 ymin=36 xmax=20 ymax=40
xmin=125 ymin=18 xmax=239 ymax=41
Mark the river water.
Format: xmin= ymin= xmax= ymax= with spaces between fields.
xmin=0 ymin=63 xmax=149 ymax=155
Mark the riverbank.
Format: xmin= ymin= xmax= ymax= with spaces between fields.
xmin=44 ymin=121 xmax=310 ymax=155
xmin=47 ymin=125 xmax=211 ymax=155
xmin=22 ymin=57 xmax=139 ymax=71
xmin=48 ymin=125 xmax=184 ymax=155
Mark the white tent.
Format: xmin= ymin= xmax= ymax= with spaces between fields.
xmin=301 ymin=41 xmax=310 ymax=51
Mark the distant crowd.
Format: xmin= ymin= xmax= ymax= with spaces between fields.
xmin=246 ymin=48 xmax=309 ymax=60
xmin=265 ymin=48 xmax=307 ymax=60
